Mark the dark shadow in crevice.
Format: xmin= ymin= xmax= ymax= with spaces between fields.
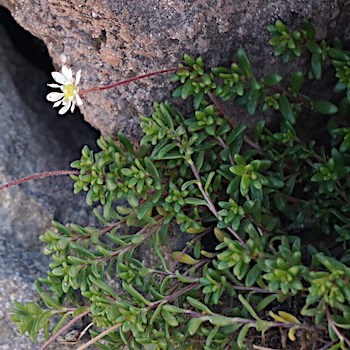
xmin=0 ymin=6 xmax=99 ymax=161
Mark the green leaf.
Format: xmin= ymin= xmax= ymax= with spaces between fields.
xmin=247 ymin=89 xmax=260 ymax=115
xmin=181 ymin=79 xmax=194 ymax=99
xmin=328 ymin=48 xmax=350 ymax=61
xmin=161 ymin=309 xmax=179 ymax=327
xmin=275 ymin=19 xmax=288 ymax=33
xmin=127 ymin=193 xmax=139 ymax=207
xmin=40 ymin=292 xmax=62 ymax=309
xmin=118 ymin=132 xmax=133 ymax=153
xmin=314 ymin=101 xmax=338 ymax=115
xmin=86 ymin=189 xmax=94 ymax=206
xmin=237 ymin=48 xmax=252 ymax=76
xmin=303 ymin=21 xmax=315 ymax=40
xmin=333 ymin=82 xmax=347 ymax=93
xmin=226 ymin=124 xmax=246 ymax=145
xmin=245 ymin=264 xmax=262 ymax=287
xmin=306 ymin=42 xmax=322 ymax=55
xmin=136 ymin=201 xmax=153 ymax=220
xmin=159 ymin=102 xmax=174 ymax=129
xmin=266 ymin=175 xmax=284 ymax=189
xmin=186 ymin=296 xmax=212 ymax=314
xmin=237 ymin=323 xmax=253 ymax=349
xmin=230 ymin=165 xmax=246 ymax=176
xmin=240 ymin=176 xmax=250 ymax=196
xmin=278 ymin=95 xmax=295 ymax=124
xmin=144 ymin=157 xmax=159 ymax=179
xmin=184 ymin=53 xmax=196 ymax=66
xmin=238 ymin=294 xmax=260 ymax=321
xmin=207 ymin=172 xmax=219 ymax=192
xmin=70 ymin=243 xmax=96 ymax=259
xmin=311 ymin=54 xmax=322 ymax=80
xmin=89 ymin=275 xmax=117 ymax=297
xmin=155 ymin=143 xmax=179 ymax=159
xmin=35 ymin=311 xmax=53 ymax=332
xmin=184 ymin=197 xmax=207 ymax=206
xmin=194 ymin=90 xmax=205 ymax=110
xmin=122 ymin=282 xmax=150 ymax=305
xmin=56 ymin=237 xmax=71 ymax=250
xmin=172 ymin=85 xmax=183 ymax=98
xmin=150 ymin=303 xmax=164 ymax=325
xmin=227 ymin=176 xmax=240 ymax=194
xmin=290 ymin=71 xmax=304 ymax=93
xmin=106 ymin=305 xmax=120 ymax=322
xmin=208 ymin=315 xmax=234 ymax=327
xmin=264 ymin=73 xmax=283 ymax=87
xmin=257 ymin=294 xmax=277 ymax=312
xmin=52 ymin=312 xmax=71 ymax=335
xmin=172 ymin=252 xmax=199 ymax=265
xmin=26 ymin=302 xmax=42 ymax=315
xmin=187 ymin=318 xmax=204 ymax=335
xmin=163 ymin=304 xmax=187 ymax=314
xmin=52 ymin=221 xmax=71 ymax=236
xmin=254 ymin=120 xmax=265 ymax=141
xmin=266 ymin=24 xmax=278 ymax=34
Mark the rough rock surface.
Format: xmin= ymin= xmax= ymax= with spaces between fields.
xmin=0 ymin=19 xmax=97 ymax=349
xmin=0 ymin=0 xmax=348 ymax=136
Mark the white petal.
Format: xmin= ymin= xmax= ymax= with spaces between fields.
xmin=53 ymin=100 xmax=63 ymax=108
xmin=47 ymin=83 xmax=61 ymax=88
xmin=75 ymin=94 xmax=83 ymax=106
xmin=59 ymin=102 xmax=71 ymax=115
xmin=70 ymin=103 xmax=76 ymax=113
xmin=75 ymin=70 xmax=82 ymax=85
xmin=52 ymin=72 xmax=66 ymax=84
xmin=61 ymin=66 xmax=72 ymax=82
xmin=47 ymin=92 xmax=64 ymax=102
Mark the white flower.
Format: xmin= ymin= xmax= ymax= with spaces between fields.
xmin=46 ymin=66 xmax=83 ymax=115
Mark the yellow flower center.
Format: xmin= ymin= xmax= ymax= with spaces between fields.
xmin=63 ymin=83 xmax=76 ymax=99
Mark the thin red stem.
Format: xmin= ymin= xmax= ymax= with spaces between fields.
xmin=80 ymin=68 xmax=178 ymax=95
xmin=0 ymin=170 xmax=79 ymax=191
xmin=39 ymin=309 xmax=90 ymax=350
xmin=326 ymin=306 xmax=350 ymax=348
xmin=187 ymin=159 xmax=248 ymax=250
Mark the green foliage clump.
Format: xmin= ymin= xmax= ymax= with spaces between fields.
xmin=12 ymin=20 xmax=350 ymax=349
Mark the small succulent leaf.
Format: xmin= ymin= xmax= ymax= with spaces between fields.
xmin=278 ymin=95 xmax=295 ymax=124
xmin=314 ymin=101 xmax=339 ymax=115
xmin=172 ymin=252 xmax=200 ymax=265
xmin=237 ymin=48 xmax=252 ymax=76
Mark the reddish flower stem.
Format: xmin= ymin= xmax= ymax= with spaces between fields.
xmin=39 ymin=309 xmax=90 ymax=350
xmin=80 ymin=68 xmax=179 ymax=95
xmin=0 ymin=170 xmax=79 ymax=191
xmin=75 ymin=322 xmax=121 ymax=350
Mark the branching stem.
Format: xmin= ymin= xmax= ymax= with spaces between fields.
xmin=75 ymin=323 xmax=121 ymax=350
xmin=39 ymin=309 xmax=90 ymax=350
xmin=188 ymin=159 xmax=248 ymax=249
xmin=148 ymin=282 xmax=199 ymax=310
xmin=326 ymin=305 xmax=350 ymax=348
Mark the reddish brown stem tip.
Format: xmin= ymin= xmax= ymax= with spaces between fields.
xmin=0 ymin=170 xmax=79 ymax=191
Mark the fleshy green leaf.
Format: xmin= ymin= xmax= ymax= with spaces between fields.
xmin=314 ymin=101 xmax=338 ymax=115
xmin=278 ymin=95 xmax=295 ymax=124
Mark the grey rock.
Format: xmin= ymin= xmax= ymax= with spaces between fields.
xmin=0 ymin=20 xmax=97 ymax=349
xmin=0 ymin=0 xmax=346 ymax=136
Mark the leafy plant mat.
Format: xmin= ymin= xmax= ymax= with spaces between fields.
xmin=12 ymin=20 xmax=350 ymax=350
